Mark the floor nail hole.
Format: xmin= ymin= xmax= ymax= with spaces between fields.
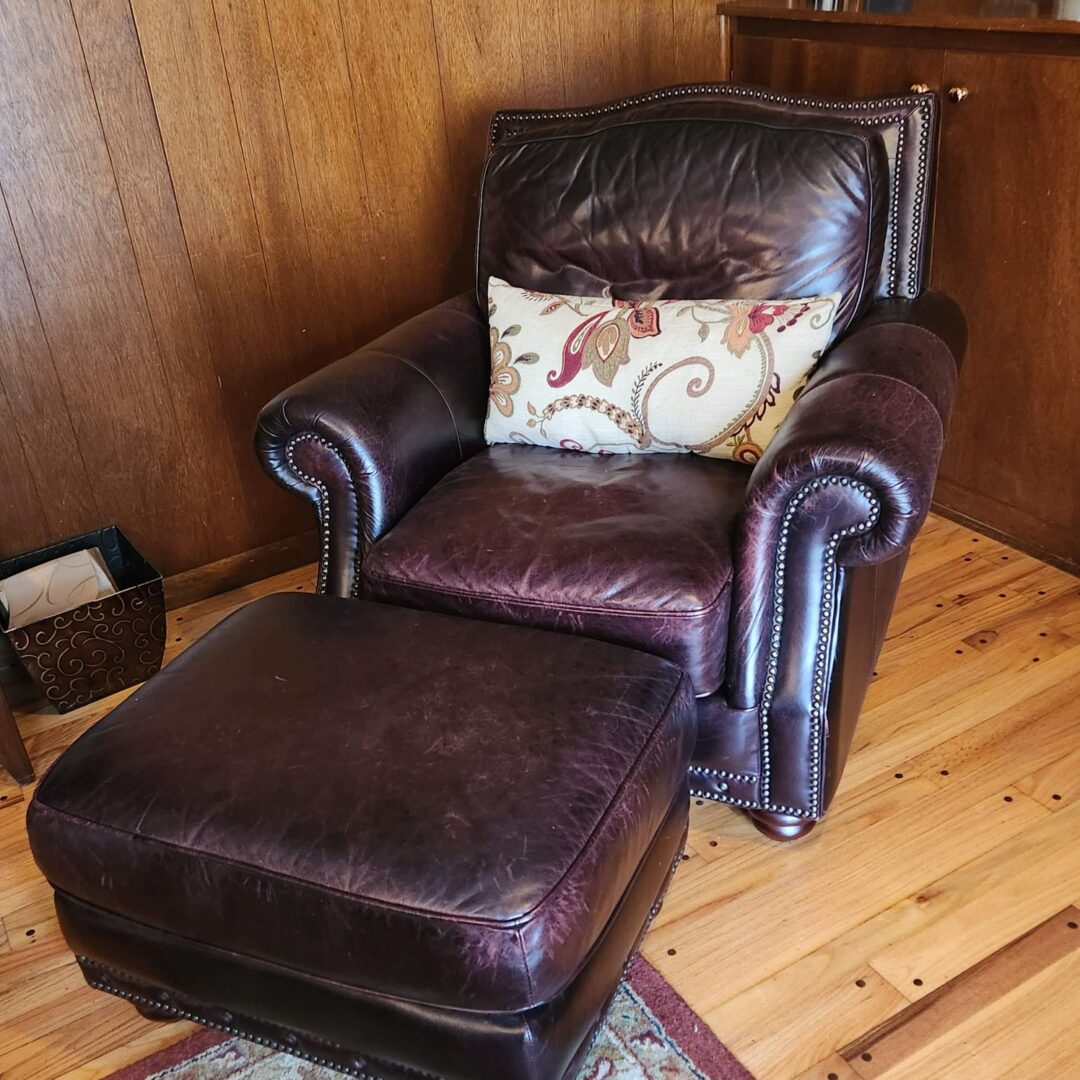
xmin=998 ymin=593 xmax=1006 ymax=598
xmin=709 ymin=840 xmax=718 ymax=847
xmin=913 ymin=977 xmax=923 ymax=986
xmin=955 ymin=649 xmax=964 ymax=655
xmin=1004 ymin=795 xmax=1014 ymax=802
xmin=681 ymin=853 xmax=690 ymax=861
xmin=894 ymin=772 xmax=904 ymax=779
xmin=25 ymin=928 xmax=35 ymax=937
xmin=964 ymin=556 xmax=972 ymax=562
xmin=940 ymin=769 xmax=950 ymax=776
xmin=935 ymin=602 xmax=944 ymax=608
xmin=862 ymin=1053 xmax=873 ymax=1062
xmin=1068 ymin=921 xmax=1078 ymax=930
xmin=855 ymin=978 xmax=866 ymax=987
xmin=828 ymin=1074 xmax=839 ymax=1080
xmin=1033 ymin=657 xmax=1040 ymax=663
xmin=695 ymin=799 xmax=703 ymax=806
xmin=667 ymin=947 xmax=677 ymax=956
xmin=1052 ymin=794 xmax=1062 ymax=801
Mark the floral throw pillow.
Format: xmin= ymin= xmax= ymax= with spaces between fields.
xmin=484 ymin=276 xmax=839 ymax=464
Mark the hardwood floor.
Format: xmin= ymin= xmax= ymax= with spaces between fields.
xmin=0 ymin=514 xmax=1077 ymax=1079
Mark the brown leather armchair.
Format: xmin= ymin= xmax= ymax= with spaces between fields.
xmin=257 ymin=84 xmax=965 ymax=841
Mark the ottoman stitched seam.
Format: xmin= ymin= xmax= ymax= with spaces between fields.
xmin=62 ymin=894 xmax=555 ymax=1018
xmin=32 ymin=680 xmax=688 ymax=932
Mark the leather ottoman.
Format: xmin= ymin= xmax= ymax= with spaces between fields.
xmin=26 ymin=595 xmax=696 ymax=1080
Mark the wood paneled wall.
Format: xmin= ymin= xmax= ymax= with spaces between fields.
xmin=0 ymin=0 xmax=726 ymax=576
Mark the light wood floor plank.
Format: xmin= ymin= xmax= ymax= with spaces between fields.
xmin=1016 ymin=746 xmax=1080 ymax=810
xmin=868 ymin=803 xmax=1080 ymax=996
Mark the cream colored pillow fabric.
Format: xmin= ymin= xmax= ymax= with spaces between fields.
xmin=484 ymin=276 xmax=839 ymax=464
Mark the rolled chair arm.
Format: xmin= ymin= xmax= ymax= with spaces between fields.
xmin=256 ymin=293 xmax=490 ymax=596
xmin=724 ymin=293 xmax=965 ymax=816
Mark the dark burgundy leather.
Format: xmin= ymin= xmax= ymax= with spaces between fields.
xmin=478 ymin=107 xmax=889 ymax=337
xmin=488 ymin=84 xmax=939 ymax=302
xmin=822 ymin=552 xmax=908 ymax=810
xmin=253 ymin=86 xmax=963 ymax=831
xmin=362 ymin=445 xmax=749 ymax=695
xmin=726 ymin=293 xmax=963 ymax=712
xmin=28 ymin=594 xmax=695 ymax=1015
xmin=256 ymin=293 xmax=489 ymax=595
xmin=57 ymin=793 xmax=687 ymax=1080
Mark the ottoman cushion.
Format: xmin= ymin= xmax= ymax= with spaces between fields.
xmin=28 ymin=595 xmax=695 ymax=1017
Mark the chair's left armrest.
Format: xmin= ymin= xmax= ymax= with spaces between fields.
xmin=256 ymin=293 xmax=490 ymax=596
xmin=726 ymin=292 xmax=965 ymax=710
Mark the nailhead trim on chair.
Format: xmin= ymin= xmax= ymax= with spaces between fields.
xmin=908 ymin=117 xmax=931 ymax=296
xmin=284 ymin=434 xmax=333 ymax=593
xmin=758 ymin=476 xmax=881 ymax=818
xmin=490 ymin=84 xmax=934 ymax=299
xmin=690 ymin=786 xmax=757 ymax=810
xmin=285 ymin=433 xmax=363 ymax=598
xmin=884 ymin=124 xmax=904 ymax=295
xmin=688 ymin=765 xmax=757 ymax=784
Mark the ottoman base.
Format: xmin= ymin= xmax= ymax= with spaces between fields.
xmin=58 ymin=794 xmax=688 ymax=1080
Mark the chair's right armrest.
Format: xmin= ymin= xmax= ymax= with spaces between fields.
xmin=256 ymin=293 xmax=490 ymax=597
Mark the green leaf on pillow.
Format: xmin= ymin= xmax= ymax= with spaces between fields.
xmin=698 ymin=322 xmax=710 ymax=342
xmin=503 ymin=324 xmax=521 ymax=337
xmin=515 ymin=352 xmax=540 ymax=365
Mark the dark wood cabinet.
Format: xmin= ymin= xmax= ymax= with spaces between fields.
xmin=725 ymin=4 xmax=1080 ymax=571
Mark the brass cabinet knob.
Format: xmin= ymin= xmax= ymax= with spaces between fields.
xmin=948 ymin=86 xmax=969 ymax=103
xmin=910 ymin=83 xmax=931 ymax=94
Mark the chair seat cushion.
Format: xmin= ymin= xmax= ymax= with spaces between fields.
xmin=363 ymin=445 xmax=748 ymax=694
xmin=28 ymin=595 xmax=696 ymax=1013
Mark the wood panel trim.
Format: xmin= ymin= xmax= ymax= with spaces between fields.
xmin=731 ymin=16 xmax=1080 ymax=56
xmin=162 ymin=529 xmax=318 ymax=609
xmin=932 ymin=491 xmax=1079 ymax=578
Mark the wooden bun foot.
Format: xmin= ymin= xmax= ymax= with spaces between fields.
xmin=748 ymin=809 xmax=817 ymax=841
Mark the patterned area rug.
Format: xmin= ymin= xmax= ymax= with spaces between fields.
xmin=107 ymin=958 xmax=753 ymax=1080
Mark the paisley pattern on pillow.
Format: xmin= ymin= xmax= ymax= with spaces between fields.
xmin=484 ymin=277 xmax=839 ymax=465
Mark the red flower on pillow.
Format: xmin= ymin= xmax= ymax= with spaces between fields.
xmin=748 ymin=303 xmax=788 ymax=334
xmin=721 ymin=301 xmax=790 ymax=357
xmin=614 ymin=300 xmax=662 ymax=339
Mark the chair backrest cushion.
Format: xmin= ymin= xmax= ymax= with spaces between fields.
xmin=478 ymin=85 xmax=932 ymax=338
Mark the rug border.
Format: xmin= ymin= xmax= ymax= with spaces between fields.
xmin=106 ymin=959 xmax=754 ymax=1080
xmin=626 ymin=956 xmax=755 ymax=1080
xmin=105 ymin=1028 xmax=232 ymax=1080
